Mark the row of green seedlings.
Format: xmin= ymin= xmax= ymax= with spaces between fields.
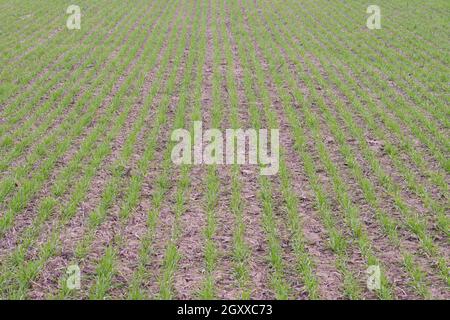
xmin=1 ymin=73 xmax=138 ymax=299
xmin=266 ymin=0 xmax=450 ymax=285
xmin=279 ymin=0 xmax=450 ymax=243
xmin=276 ymin=0 xmax=449 ymax=236
xmin=242 ymin=0 xmax=396 ymax=298
xmin=263 ymin=3 xmax=432 ymax=297
xmin=284 ymin=0 xmax=450 ymax=146
xmin=0 ymin=0 xmax=112 ymax=107
xmin=0 ymin=0 xmax=63 ymax=52
xmin=0 ymin=0 xmax=107 ymax=102
xmin=56 ymin=0 xmax=185 ymax=299
xmin=0 ymin=1 xmax=181 ymax=299
xmin=0 ymin=0 xmax=151 ymax=190
xmin=305 ymin=0 xmax=449 ymax=150
xmin=233 ymin=0 xmax=314 ymax=299
xmin=314 ymin=0 xmax=449 ymax=99
xmin=5 ymin=15 xmax=67 ymax=64
xmin=90 ymin=0 xmax=199 ymax=299
xmin=0 ymin=12 xmax=176 ymax=296
xmin=313 ymin=78 xmax=434 ymax=297
xmin=0 ymin=0 xmax=95 ymax=63
xmin=231 ymin=1 xmax=299 ymax=300
xmin=2 ymin=1 xmax=109 ymax=69
xmin=227 ymin=0 xmax=321 ymax=299
xmin=0 ymin=0 xmax=159 ymax=210
xmin=136 ymin=2 xmax=208 ymax=300
xmin=260 ymin=0 xmax=448 ymax=289
xmin=292 ymin=0 xmax=449 ymax=165
xmin=2 ymin=1 xmax=152 ymax=118
xmin=0 ymin=0 xmax=159 ymax=201
xmin=0 ymin=1 xmax=72 ymax=59
xmin=1 ymin=14 xmax=62 ymax=54
xmin=126 ymin=32 xmax=204 ymax=300
xmin=156 ymin=0 xmax=206 ymax=300
xmin=290 ymin=0 xmax=449 ymax=161
xmin=259 ymin=0 xmax=442 ymax=286
xmin=233 ymin=0 xmax=363 ymax=299
xmin=346 ymin=0 xmax=450 ymax=82
xmin=224 ymin=0 xmax=320 ymax=299
xmin=0 ymin=1 xmax=170 ymax=236
xmin=0 ymin=1 xmax=149 ymax=180
xmin=364 ymin=0 xmax=449 ymax=57
xmin=196 ymin=0 xmax=223 ymax=298
xmin=0 ymin=0 xmax=154 ymax=158
xmin=253 ymin=1 xmax=378 ymax=299
xmin=53 ymin=2 xmax=185 ymax=299
xmin=0 ymin=0 xmax=145 ymax=140
xmin=82 ymin=0 xmax=199 ymax=300
xmin=334 ymin=0 xmax=449 ymax=98
xmin=221 ymin=1 xmax=252 ymax=299
xmin=334 ymin=0 xmax=449 ymax=114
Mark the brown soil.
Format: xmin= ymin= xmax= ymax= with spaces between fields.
xmin=1 ymin=0 xmax=448 ymax=301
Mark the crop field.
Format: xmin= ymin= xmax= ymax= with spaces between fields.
xmin=0 ymin=0 xmax=448 ymax=300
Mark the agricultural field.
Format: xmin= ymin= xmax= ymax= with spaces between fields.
xmin=0 ymin=0 xmax=448 ymax=300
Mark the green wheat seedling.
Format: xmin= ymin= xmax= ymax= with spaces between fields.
xmin=327 ymin=0 xmax=449 ymax=120
xmin=299 ymin=0 xmax=449 ymax=116
xmin=0 ymin=2 xmax=157 ymax=171
xmin=197 ymin=1 xmax=223 ymax=298
xmin=272 ymin=0 xmax=449 ymax=254
xmin=234 ymin=0 xmax=364 ymax=299
xmin=55 ymin=0 xmax=185 ymax=298
xmin=157 ymin=3 xmax=205 ymax=300
xmin=134 ymin=4 xmax=207 ymax=299
xmin=287 ymin=0 xmax=449 ymax=173
xmin=0 ymin=4 xmax=169 ymax=236
xmin=0 ymin=1 xmax=64 ymax=54
xmin=0 ymin=1 xmax=100 ymax=67
xmin=0 ymin=0 xmax=120 ymax=109
xmin=223 ymin=0 xmax=320 ymax=299
xmin=272 ymin=0 xmax=449 ymax=264
xmin=0 ymin=6 xmax=149 ymax=199
xmin=0 ymin=2 xmax=181 ymax=298
xmin=0 ymin=1 xmax=145 ymax=146
xmin=88 ymin=1 xmax=200 ymax=299
xmin=221 ymin=7 xmax=252 ymax=299
xmin=262 ymin=0 xmax=448 ymax=290
xmin=0 ymin=1 xmax=112 ymax=108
